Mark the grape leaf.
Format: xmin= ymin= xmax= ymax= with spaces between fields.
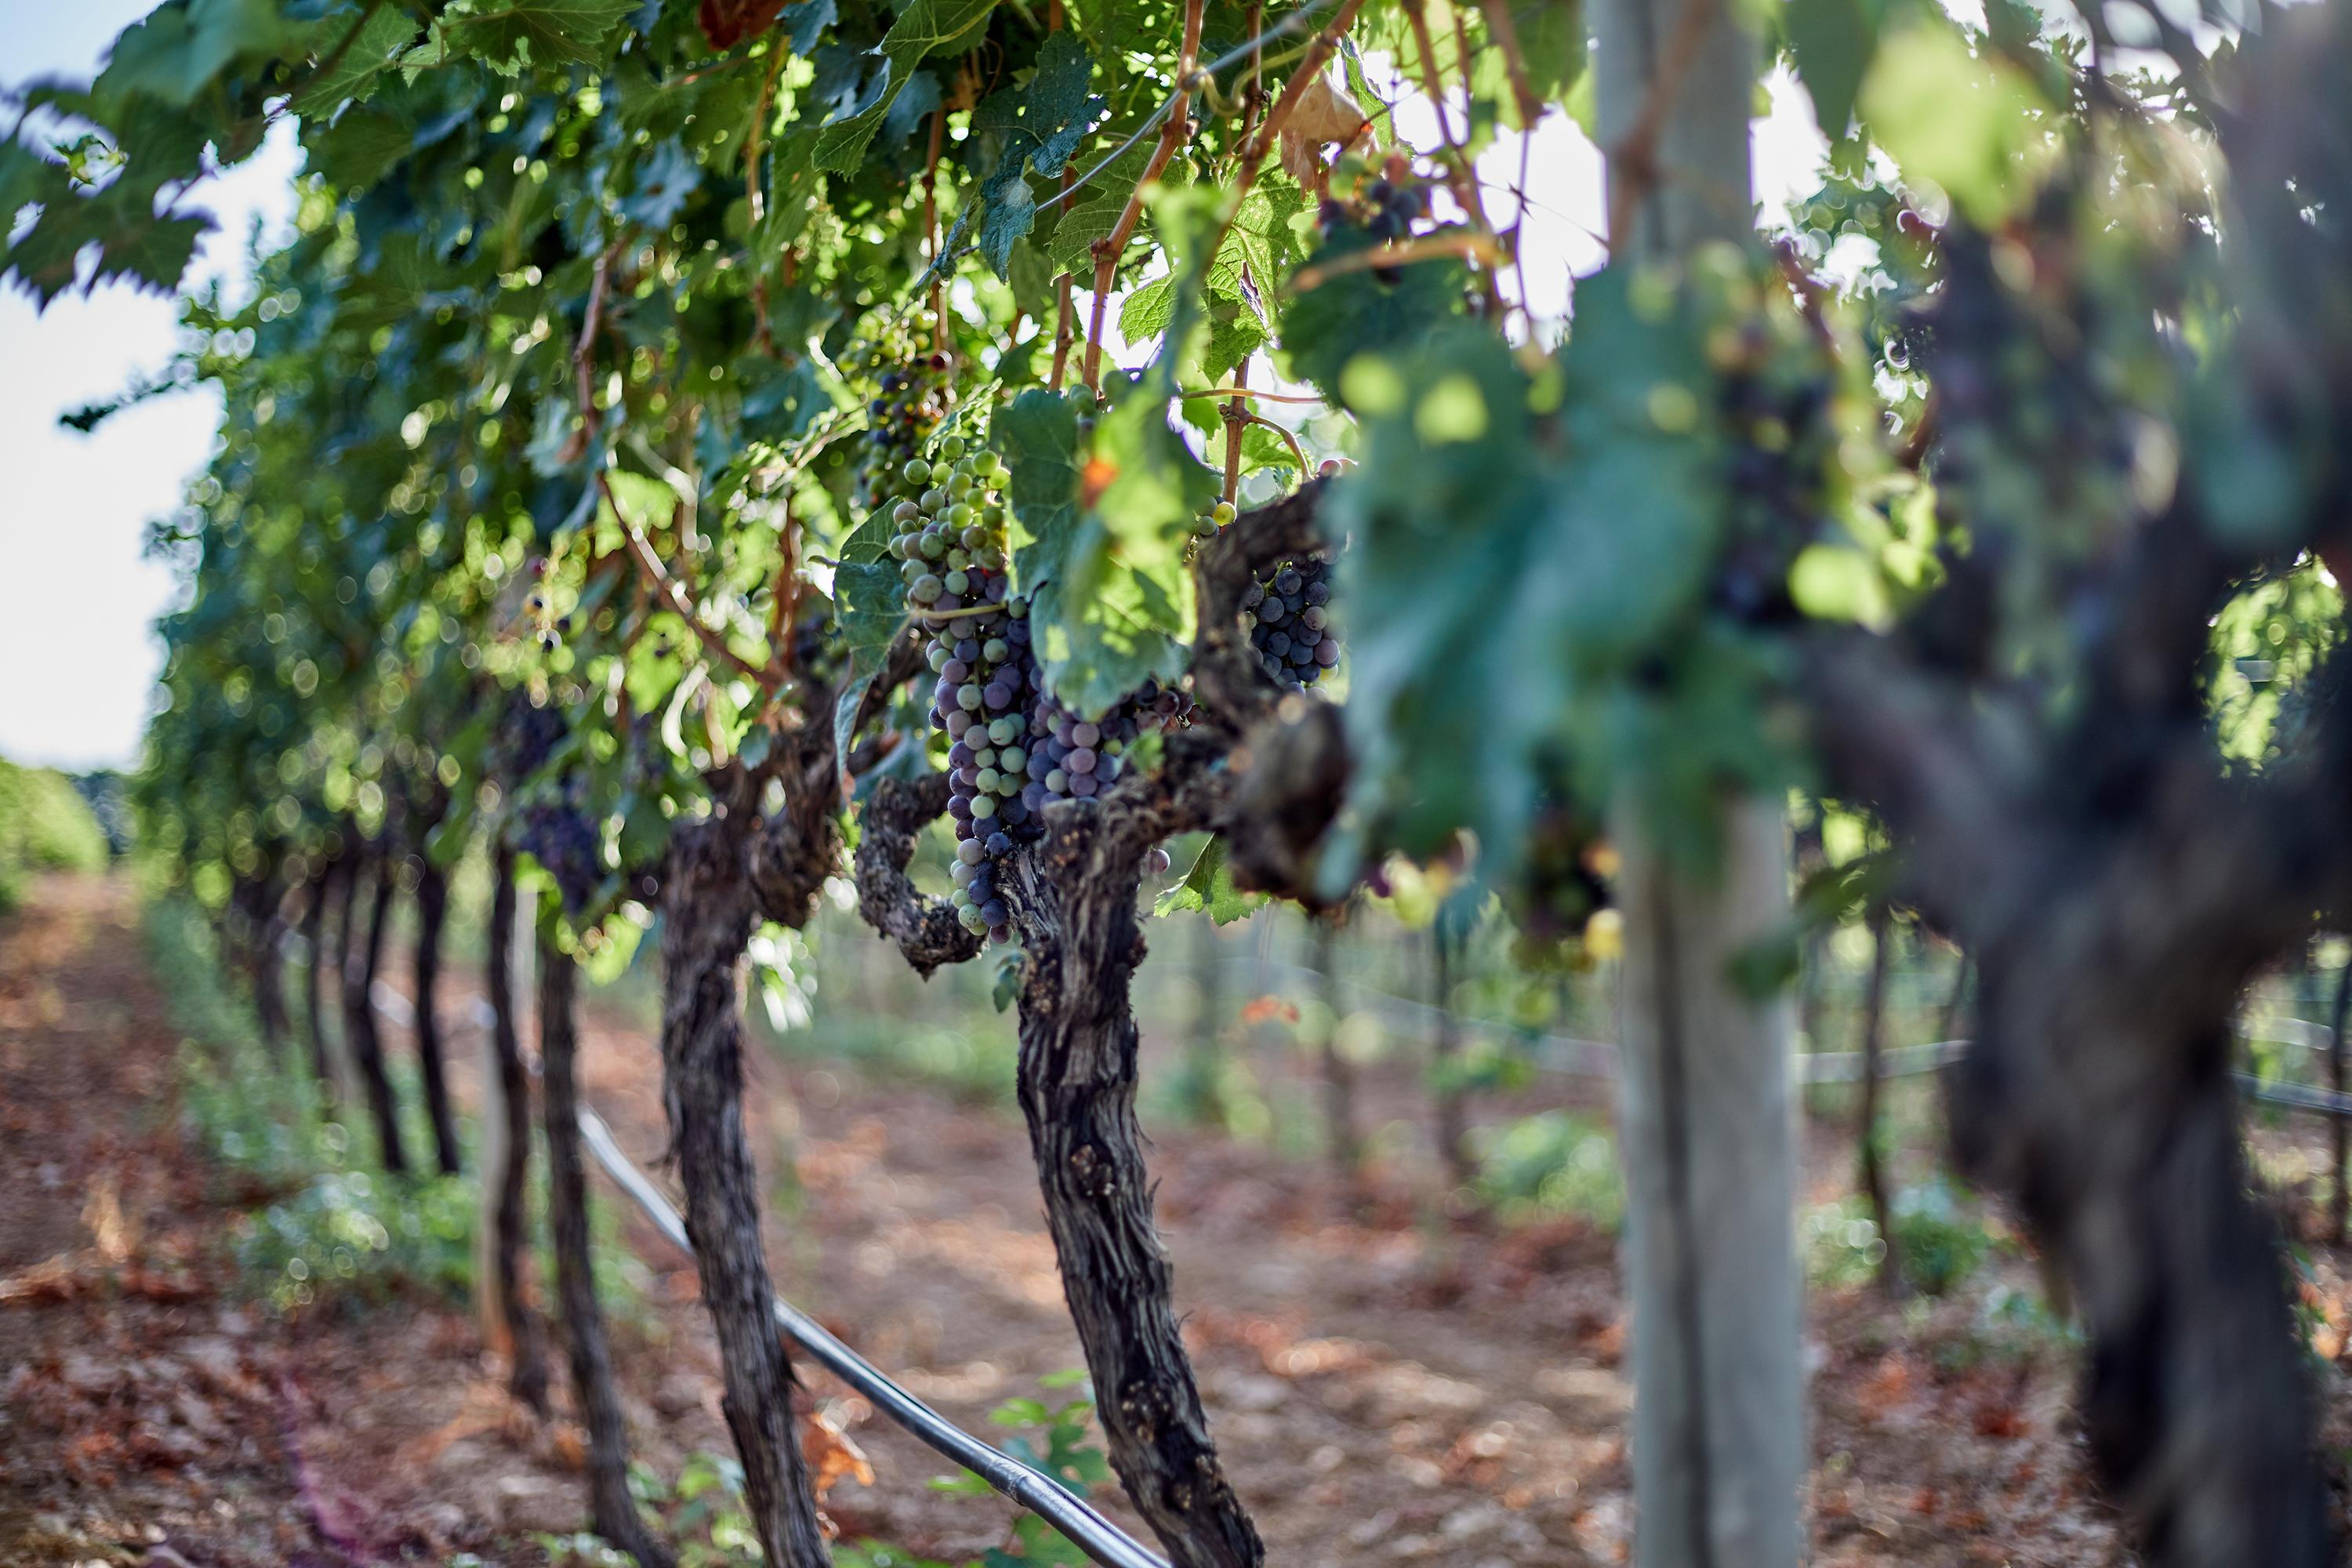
xmin=1332 ymin=270 xmax=1792 ymax=884
xmin=1281 ymin=221 xmax=1470 ymax=401
xmin=1153 ymin=836 xmax=1261 ymax=924
xmin=812 ymin=0 xmax=997 ymax=174
xmin=95 ymin=0 xmax=308 ymax=111
xmin=967 ymin=34 xmax=1103 ymax=278
xmin=1786 ymin=0 xmax=1876 ymax=143
xmin=442 ymin=0 xmax=636 ymax=71
xmin=996 ymin=383 xmax=1211 ymax=719
xmin=294 ymin=5 xmax=424 ymax=114
xmin=831 ymin=517 xmax=910 ymax=766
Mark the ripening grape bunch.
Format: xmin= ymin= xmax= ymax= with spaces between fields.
xmin=1243 ymin=559 xmax=1339 ymax=688
xmin=498 ymin=699 xmax=567 ymax=786
xmin=518 ymin=800 xmax=602 ymax=914
xmin=893 ymin=431 xmax=1042 ymax=942
xmin=1317 ymin=155 xmax=1431 ymax=249
xmin=855 ymin=323 xmax=953 ymax=510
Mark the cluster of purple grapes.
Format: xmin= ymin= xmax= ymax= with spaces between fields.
xmin=856 ymin=325 xmax=951 ymax=510
xmin=1243 ymin=558 xmax=1338 ymax=688
xmin=895 ymin=432 xmax=1046 ymax=941
xmin=501 ymin=700 xmax=567 ymax=784
xmin=517 ymin=799 xmax=601 ymax=914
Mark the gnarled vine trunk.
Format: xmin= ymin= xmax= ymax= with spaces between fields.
xmin=539 ymin=937 xmax=673 ymax=1568
xmin=488 ymin=844 xmax=551 ymax=1414
xmin=659 ymin=812 xmax=829 ymax=1568
xmin=1950 ymin=858 xmax=2331 ymax=1567
xmin=412 ymin=858 xmax=463 ymax=1176
xmin=1857 ymin=905 xmax=1899 ymax=1295
xmin=339 ymin=848 xmax=408 ymax=1174
xmin=299 ymin=866 xmax=337 ymax=1101
xmin=1004 ymin=811 xmax=1262 ymax=1568
xmin=238 ymin=871 xmax=289 ymax=1064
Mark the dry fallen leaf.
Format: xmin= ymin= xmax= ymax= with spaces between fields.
xmin=804 ymin=1409 xmax=875 ymax=1497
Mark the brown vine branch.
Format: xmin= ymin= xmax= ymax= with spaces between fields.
xmin=1221 ymin=359 xmax=1250 ymax=503
xmin=747 ymin=41 xmax=789 ymax=357
xmin=1399 ymin=0 xmax=1495 ymax=297
xmin=1204 ymin=0 xmax=1370 ymax=268
xmin=598 ymin=473 xmax=779 ymax=691
xmin=560 ymin=240 xmax=622 ymax=463
xmin=1082 ymin=0 xmax=1207 ymax=397
xmin=1288 ymin=230 xmax=1503 ymax=292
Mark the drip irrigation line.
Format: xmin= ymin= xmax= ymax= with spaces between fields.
xmin=573 ymin=1109 xmax=1173 ymax=1568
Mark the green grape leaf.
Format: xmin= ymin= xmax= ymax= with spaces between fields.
xmin=1332 ymin=267 xmax=1799 ymax=886
xmin=294 ymin=5 xmax=424 ymax=113
xmin=1857 ymin=16 xmax=2055 ymax=226
xmin=967 ymin=34 xmax=1102 ymax=278
xmin=621 ymin=139 xmax=701 ymax=229
xmin=94 ymin=0 xmax=307 ymax=111
xmin=783 ymin=0 xmax=837 ymax=52
xmin=441 ymin=0 xmax=635 ymax=71
xmin=1047 ymin=143 xmax=1149 ymax=278
xmin=1785 ymin=0 xmax=1876 ymax=142
xmin=1152 ymin=837 xmax=1261 ymax=924
xmin=832 ymin=517 xmax=911 ymax=765
xmin=1281 ymin=222 xmax=1470 ymax=401
xmin=997 ymin=383 xmax=1211 ymax=719
xmin=813 ymin=0 xmax=997 ymax=174
xmin=1117 ymin=274 xmax=1176 ymax=344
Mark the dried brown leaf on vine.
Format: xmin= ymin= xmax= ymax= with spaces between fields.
xmin=1279 ymin=73 xmax=1375 ymax=187
xmin=699 ymin=0 xmax=789 ymax=49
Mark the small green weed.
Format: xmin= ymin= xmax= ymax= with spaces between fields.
xmin=1470 ymin=1110 xmax=1625 ymax=1228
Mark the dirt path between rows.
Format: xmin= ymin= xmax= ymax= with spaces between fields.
xmin=2 ymin=873 xmax=2138 ymax=1566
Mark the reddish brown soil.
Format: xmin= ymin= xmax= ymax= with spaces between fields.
xmin=1 ymin=873 xmax=2167 ymax=1566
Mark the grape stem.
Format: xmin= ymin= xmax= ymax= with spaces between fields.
xmin=1178 ymin=383 xmax=1326 ymax=405
xmin=1287 ymin=230 xmax=1503 ymax=292
xmin=559 ymin=238 xmax=624 ymax=464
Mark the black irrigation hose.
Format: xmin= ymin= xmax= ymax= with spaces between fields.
xmin=572 ymin=1109 xmax=1173 ymax=1568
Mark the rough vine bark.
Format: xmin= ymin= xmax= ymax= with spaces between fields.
xmin=488 ymin=844 xmax=551 ymax=1414
xmin=539 ymin=937 xmax=674 ymax=1568
xmin=339 ymin=847 xmax=408 ymax=1174
xmin=1000 ymin=808 xmax=1262 ymax=1568
xmin=658 ymin=799 xmax=831 ymax=1568
xmin=298 ymin=864 xmax=337 ymax=1101
xmin=853 ymin=499 xmax=1340 ymax=1568
xmin=412 ymin=858 xmax=463 ymax=1177
xmin=1857 ymin=904 xmax=1899 ymax=1296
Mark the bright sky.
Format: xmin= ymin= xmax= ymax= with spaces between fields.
xmin=0 ymin=10 xmax=1824 ymax=776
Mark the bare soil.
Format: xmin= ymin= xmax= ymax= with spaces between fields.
xmin=0 ymin=872 xmax=2204 ymax=1566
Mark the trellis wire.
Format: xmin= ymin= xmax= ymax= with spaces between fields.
xmin=347 ymin=988 xmax=1169 ymax=1568
xmin=574 ymin=1109 xmax=1173 ymax=1568
xmin=1197 ymin=955 xmax=2352 ymax=1107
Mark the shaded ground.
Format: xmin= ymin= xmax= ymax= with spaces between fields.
xmin=2 ymin=873 xmax=2152 ymax=1565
